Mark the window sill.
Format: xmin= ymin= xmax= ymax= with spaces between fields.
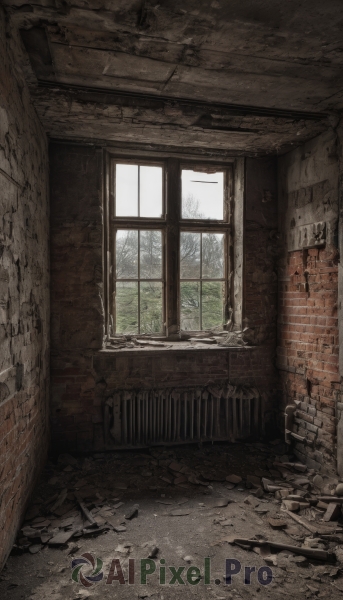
xmin=100 ymin=341 xmax=255 ymax=356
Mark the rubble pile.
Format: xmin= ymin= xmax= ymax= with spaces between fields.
xmin=3 ymin=441 xmax=343 ymax=598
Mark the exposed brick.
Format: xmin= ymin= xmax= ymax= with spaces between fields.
xmin=0 ymin=8 xmax=49 ymax=570
xmin=278 ymin=133 xmax=339 ymax=474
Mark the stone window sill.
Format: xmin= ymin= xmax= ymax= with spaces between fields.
xmin=99 ymin=342 xmax=255 ymax=356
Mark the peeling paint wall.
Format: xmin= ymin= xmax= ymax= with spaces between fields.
xmin=50 ymin=143 xmax=279 ymax=453
xmin=278 ymin=130 xmax=339 ymax=473
xmin=0 ymin=7 xmax=49 ymax=570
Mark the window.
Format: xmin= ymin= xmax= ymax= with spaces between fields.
xmin=105 ymin=155 xmax=234 ymax=339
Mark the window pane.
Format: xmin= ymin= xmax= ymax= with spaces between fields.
xmin=116 ymin=282 xmax=138 ymax=334
xmin=202 ymin=233 xmax=224 ymax=279
xmin=202 ymin=282 xmax=224 ymax=330
xmin=180 ymin=232 xmax=200 ymax=279
xmin=140 ymin=282 xmax=163 ymax=333
xmin=140 ymin=166 xmax=163 ymax=218
xmin=116 ymin=230 xmax=138 ymax=279
xmin=180 ymin=281 xmax=200 ymax=330
xmin=140 ymin=230 xmax=162 ymax=279
xmin=116 ymin=164 xmax=138 ymax=216
xmin=182 ymin=169 xmax=224 ymax=220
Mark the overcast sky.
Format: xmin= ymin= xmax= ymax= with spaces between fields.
xmin=115 ymin=164 xmax=223 ymax=220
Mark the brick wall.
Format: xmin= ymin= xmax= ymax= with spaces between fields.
xmin=50 ymin=144 xmax=279 ymax=453
xmin=0 ymin=8 xmax=49 ymax=569
xmin=278 ymin=248 xmax=339 ymax=471
xmin=278 ymin=131 xmax=339 ymax=473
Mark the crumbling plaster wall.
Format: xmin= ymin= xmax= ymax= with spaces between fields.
xmin=50 ymin=143 xmax=279 ymax=452
xmin=245 ymin=157 xmax=279 ymax=433
xmin=277 ymin=130 xmax=340 ymax=473
xmin=0 ymin=7 xmax=49 ymax=570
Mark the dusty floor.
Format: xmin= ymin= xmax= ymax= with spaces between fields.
xmin=1 ymin=442 xmax=343 ymax=600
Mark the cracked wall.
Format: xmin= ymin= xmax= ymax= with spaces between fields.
xmin=0 ymin=6 xmax=49 ymax=569
xmin=277 ymin=130 xmax=340 ymax=473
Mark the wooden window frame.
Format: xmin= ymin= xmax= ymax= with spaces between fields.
xmin=103 ymin=151 xmax=237 ymax=341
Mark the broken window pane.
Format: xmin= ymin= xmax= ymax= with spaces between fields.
xmin=181 ymin=169 xmax=224 ymax=220
xmin=202 ymin=233 xmax=224 ymax=279
xmin=180 ymin=281 xmax=200 ymax=330
xmin=202 ymin=281 xmax=224 ymax=330
xmin=116 ymin=230 xmax=138 ymax=279
xmin=140 ymin=166 xmax=163 ymax=218
xmin=140 ymin=230 xmax=162 ymax=279
xmin=140 ymin=282 xmax=163 ymax=333
xmin=116 ymin=164 xmax=138 ymax=217
xmin=116 ymin=282 xmax=138 ymax=334
xmin=180 ymin=232 xmax=200 ymax=279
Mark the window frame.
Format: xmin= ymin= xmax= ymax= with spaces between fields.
xmin=179 ymin=230 xmax=229 ymax=333
xmin=104 ymin=151 xmax=236 ymax=341
xmin=179 ymin=162 xmax=231 ymax=334
xmin=113 ymin=228 xmax=166 ymax=336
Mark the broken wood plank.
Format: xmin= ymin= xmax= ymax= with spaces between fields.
xmin=285 ymin=510 xmax=342 ymax=535
xmin=318 ymin=496 xmax=343 ymax=504
xmin=75 ymin=494 xmax=96 ymax=526
xmin=229 ymin=537 xmax=334 ymax=562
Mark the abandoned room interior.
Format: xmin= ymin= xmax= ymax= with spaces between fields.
xmin=2 ymin=0 xmax=343 ymax=598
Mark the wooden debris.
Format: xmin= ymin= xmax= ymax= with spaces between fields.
xmin=284 ymin=510 xmax=318 ymax=533
xmin=323 ymin=503 xmax=341 ymax=522
xmin=75 ymin=494 xmax=96 ymax=526
xmin=228 ymin=537 xmax=335 ymax=561
xmin=318 ymin=496 xmax=343 ymax=504
xmin=298 ymin=501 xmax=310 ymax=509
xmin=285 ymin=510 xmax=342 ymax=535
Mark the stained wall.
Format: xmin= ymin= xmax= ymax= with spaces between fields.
xmin=0 ymin=7 xmax=50 ymax=569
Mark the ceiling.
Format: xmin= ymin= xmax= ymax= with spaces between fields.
xmin=4 ymin=0 xmax=343 ymax=154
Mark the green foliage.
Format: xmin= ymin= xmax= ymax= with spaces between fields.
xmin=115 ymin=195 xmax=225 ymax=334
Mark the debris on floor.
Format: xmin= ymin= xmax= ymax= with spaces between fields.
xmin=2 ymin=441 xmax=343 ymax=599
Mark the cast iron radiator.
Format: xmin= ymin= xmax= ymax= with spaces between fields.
xmin=104 ymin=384 xmax=262 ymax=448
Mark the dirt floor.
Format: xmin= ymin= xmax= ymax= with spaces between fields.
xmin=1 ymin=442 xmax=343 ymax=600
